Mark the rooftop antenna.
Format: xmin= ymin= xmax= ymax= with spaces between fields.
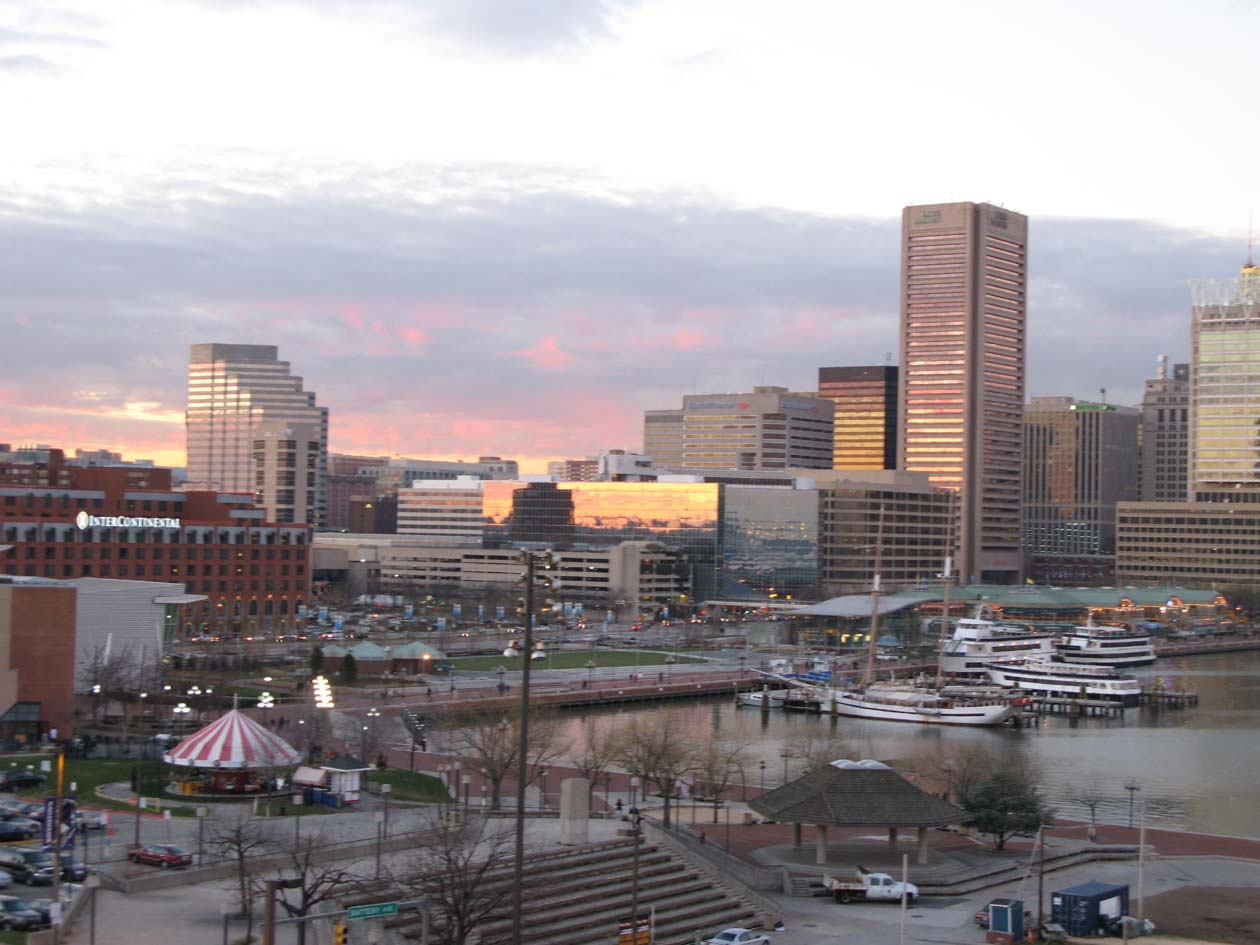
xmin=1157 ymin=354 xmax=1167 ymax=381
xmin=1100 ymin=387 xmax=1107 ymax=405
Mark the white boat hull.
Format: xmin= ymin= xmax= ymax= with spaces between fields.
xmin=818 ymin=689 xmax=1018 ymax=727
xmin=984 ymin=666 xmax=1141 ymax=706
xmin=738 ymin=690 xmax=788 ymax=708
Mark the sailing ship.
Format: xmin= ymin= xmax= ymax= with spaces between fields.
xmin=776 ymin=504 xmax=1020 ymax=727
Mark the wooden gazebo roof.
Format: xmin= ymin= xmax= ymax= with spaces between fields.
xmin=748 ymin=760 xmax=964 ymax=828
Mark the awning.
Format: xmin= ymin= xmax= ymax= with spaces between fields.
xmin=292 ymin=766 xmax=327 ymax=786
xmin=153 ymin=594 xmax=208 ymax=605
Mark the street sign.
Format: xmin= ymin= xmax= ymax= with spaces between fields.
xmin=346 ymin=902 xmax=399 ymax=921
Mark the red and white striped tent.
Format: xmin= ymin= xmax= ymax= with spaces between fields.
xmin=163 ymin=710 xmax=302 ymax=770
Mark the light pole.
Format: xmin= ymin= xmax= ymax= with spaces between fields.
xmin=586 ymin=659 xmax=596 ymax=685
xmin=629 ymin=807 xmax=643 ymax=941
xmin=540 ymin=767 xmax=549 ymax=811
xmin=759 ymin=761 xmax=766 ymax=792
xmin=497 ymin=664 xmax=506 ymax=695
xmin=780 ymin=748 xmax=791 ymax=784
xmin=665 ymin=655 xmax=676 ymax=680
xmin=462 ymin=774 xmax=471 ymax=812
xmin=630 ymin=777 xmax=640 ymax=807
xmin=1125 ymin=781 xmax=1141 ymax=828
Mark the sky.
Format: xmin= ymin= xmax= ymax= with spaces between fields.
xmin=2 ymin=0 xmax=1258 ymax=471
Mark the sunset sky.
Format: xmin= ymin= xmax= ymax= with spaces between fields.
xmin=3 ymin=0 xmax=1258 ymax=471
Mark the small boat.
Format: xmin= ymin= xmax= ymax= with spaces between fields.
xmin=737 ymin=689 xmax=789 ymax=708
xmin=984 ymin=658 xmax=1142 ymax=706
xmin=799 ymin=682 xmax=1020 ymax=726
xmin=1054 ymin=624 xmax=1157 ymax=668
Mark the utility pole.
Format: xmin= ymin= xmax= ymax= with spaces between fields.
xmin=1037 ymin=825 xmax=1046 ymax=933
xmin=511 ymin=551 xmax=538 ymax=945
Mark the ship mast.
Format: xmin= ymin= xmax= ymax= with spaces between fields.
xmin=934 ymin=490 xmax=955 ymax=690
xmin=860 ymin=505 xmax=886 ymax=690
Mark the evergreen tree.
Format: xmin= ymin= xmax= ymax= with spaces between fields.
xmin=962 ymin=771 xmax=1052 ymax=850
xmin=341 ymin=652 xmax=358 ymax=684
xmin=310 ymin=646 xmax=324 ymax=675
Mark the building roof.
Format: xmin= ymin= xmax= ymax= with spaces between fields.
xmin=748 ymin=760 xmax=965 ymax=828
xmin=390 ymin=641 xmax=446 ymax=660
xmin=322 ymin=754 xmax=371 ymax=772
xmin=320 ymin=644 xmax=349 ymax=657
xmin=790 ymin=592 xmax=938 ymax=618
xmin=348 ymin=641 xmax=390 ymax=660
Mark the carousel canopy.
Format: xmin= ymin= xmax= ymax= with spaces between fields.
xmin=163 ymin=709 xmax=302 ymax=769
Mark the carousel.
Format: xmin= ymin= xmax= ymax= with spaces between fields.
xmin=163 ymin=709 xmax=302 ymax=796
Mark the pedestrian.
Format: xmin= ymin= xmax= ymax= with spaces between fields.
xmin=658 ymin=672 xmax=664 ymax=683
xmin=426 ymin=686 xmax=433 ymax=699
xmin=699 ymin=831 xmax=706 ymax=844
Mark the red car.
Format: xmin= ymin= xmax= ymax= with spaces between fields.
xmin=128 ymin=844 xmax=193 ymax=869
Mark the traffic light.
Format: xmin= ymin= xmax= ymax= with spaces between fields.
xmin=333 ymin=921 xmax=349 ymax=945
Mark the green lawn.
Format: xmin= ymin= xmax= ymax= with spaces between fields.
xmin=363 ymin=769 xmax=449 ymax=803
xmin=447 ymin=649 xmax=706 ymax=672
xmin=0 ymin=756 xmax=197 ymax=816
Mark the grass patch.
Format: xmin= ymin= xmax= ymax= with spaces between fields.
xmin=363 ymin=769 xmax=449 ymax=803
xmin=447 ymin=649 xmax=706 ymax=672
xmin=1 ymin=757 xmax=197 ymax=816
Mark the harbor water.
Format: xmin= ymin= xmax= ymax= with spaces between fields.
xmin=559 ymin=649 xmax=1260 ymax=839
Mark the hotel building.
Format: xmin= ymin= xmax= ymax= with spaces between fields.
xmin=899 ymin=202 xmax=1027 ymax=584
xmin=0 ymin=451 xmax=310 ymax=636
xmin=186 ymin=343 xmax=329 ymax=525
xmin=1139 ymin=359 xmax=1190 ymax=502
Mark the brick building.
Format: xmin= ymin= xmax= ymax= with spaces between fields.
xmin=0 ymin=578 xmax=76 ymax=741
xmin=0 ymin=449 xmax=310 ymax=636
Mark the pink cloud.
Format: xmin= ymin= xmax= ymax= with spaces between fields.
xmin=511 ymin=336 xmax=574 ymax=371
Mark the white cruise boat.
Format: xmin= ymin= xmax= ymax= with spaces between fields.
xmin=940 ymin=615 xmax=1058 ymax=677
xmin=1054 ymin=624 xmax=1157 ymax=668
xmin=984 ymin=659 xmax=1141 ymax=706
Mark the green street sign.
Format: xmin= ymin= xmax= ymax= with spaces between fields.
xmin=346 ymin=902 xmax=399 ymax=921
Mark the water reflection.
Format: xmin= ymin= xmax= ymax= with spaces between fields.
xmin=555 ymin=650 xmax=1260 ymax=838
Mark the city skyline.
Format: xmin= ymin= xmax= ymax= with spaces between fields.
xmin=3 ymin=1 xmax=1258 ymax=470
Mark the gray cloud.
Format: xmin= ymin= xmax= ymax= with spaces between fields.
xmin=0 ymin=53 xmax=66 ymax=76
xmin=0 ymin=170 xmax=1238 ymax=460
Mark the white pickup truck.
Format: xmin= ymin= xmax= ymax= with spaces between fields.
xmin=822 ymin=870 xmax=918 ymax=904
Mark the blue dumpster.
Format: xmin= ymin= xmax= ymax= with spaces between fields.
xmin=1051 ymin=881 xmax=1129 ymax=937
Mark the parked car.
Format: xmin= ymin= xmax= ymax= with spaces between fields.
xmin=704 ymin=930 xmax=771 ymax=945
xmin=0 ymin=869 xmax=11 ymax=889
xmin=0 ymin=770 xmax=47 ymax=792
xmin=0 ymin=849 xmax=55 ymax=885
xmin=27 ymin=899 xmax=53 ymax=928
xmin=0 ymin=822 xmax=36 ymax=842
xmin=0 ymin=800 xmax=43 ymax=819
xmin=59 ymin=859 xmax=91 ymax=882
xmin=0 ymin=895 xmax=44 ymax=931
xmin=1 ymin=815 xmax=42 ymax=834
xmin=128 ymin=844 xmax=193 ymax=869
xmin=75 ymin=810 xmax=109 ymax=831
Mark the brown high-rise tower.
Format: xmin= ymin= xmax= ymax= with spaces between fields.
xmin=898 ymin=202 xmax=1027 ymax=584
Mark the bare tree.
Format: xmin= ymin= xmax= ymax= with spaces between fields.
xmin=1068 ymin=780 xmax=1105 ymax=826
xmin=692 ymin=738 xmax=752 ymax=823
xmin=274 ymin=831 xmax=366 ymax=945
xmin=781 ymin=731 xmax=862 ymax=779
xmin=614 ymin=712 xmax=699 ymax=827
xmin=568 ymin=720 xmax=620 ymax=807
xmin=445 ymin=706 xmax=569 ymax=810
xmin=391 ymin=810 xmax=517 ymax=945
xmin=78 ymin=641 xmax=140 ymax=724
xmin=206 ymin=809 xmax=276 ymax=942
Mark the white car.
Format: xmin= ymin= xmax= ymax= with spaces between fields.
xmin=705 ymin=929 xmax=770 ymax=945
xmin=75 ymin=810 xmax=109 ymax=831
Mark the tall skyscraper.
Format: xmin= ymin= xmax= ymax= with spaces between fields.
xmin=898 ymin=202 xmax=1027 ymax=584
xmin=817 ymin=366 xmax=898 ymax=470
xmin=1139 ymin=357 xmax=1189 ymax=501
xmin=643 ymin=386 xmax=834 ymax=470
xmin=186 ymin=343 xmax=329 ymax=525
xmin=1022 ymin=397 xmax=1139 ymax=584
xmin=1190 ymin=260 xmax=1260 ymax=501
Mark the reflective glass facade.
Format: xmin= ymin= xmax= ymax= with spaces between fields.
xmin=818 ymin=366 xmax=898 ymax=470
xmin=721 ymin=486 xmax=818 ymax=599
xmin=483 ymin=481 xmax=724 ymax=600
xmin=1191 ymin=268 xmax=1260 ymax=499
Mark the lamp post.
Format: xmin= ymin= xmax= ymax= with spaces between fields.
xmin=759 ymin=761 xmax=766 ymax=792
xmin=665 ymin=655 xmax=676 ymax=680
xmin=1124 ymin=781 xmax=1141 ymax=828
xmin=586 ymin=659 xmax=597 ymax=685
xmin=497 ymin=664 xmax=506 ymax=695
xmin=540 ymin=767 xmax=549 ymax=811
xmin=462 ymin=774 xmax=471 ymax=812
xmin=630 ymin=777 xmax=640 ymax=807
xmin=628 ymin=807 xmax=643 ymax=941
xmin=780 ymin=749 xmax=791 ymax=784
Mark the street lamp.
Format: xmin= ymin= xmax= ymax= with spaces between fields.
xmin=586 ymin=659 xmax=597 ymax=684
xmin=665 ymin=655 xmax=676 ymax=679
xmin=497 ymin=665 xmax=507 ymax=694
xmin=780 ymin=748 xmax=791 ymax=783
xmin=540 ymin=767 xmax=549 ymax=810
xmin=759 ymin=760 xmax=766 ymax=791
xmin=628 ymin=806 xmax=643 ymax=942
xmin=738 ymin=654 xmax=746 ymax=675
xmin=1124 ymin=781 xmax=1141 ymax=828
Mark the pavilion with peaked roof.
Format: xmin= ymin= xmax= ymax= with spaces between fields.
xmin=748 ymin=760 xmax=965 ymax=865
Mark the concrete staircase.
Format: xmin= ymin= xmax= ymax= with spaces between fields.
xmin=386 ymin=838 xmax=762 ymax=945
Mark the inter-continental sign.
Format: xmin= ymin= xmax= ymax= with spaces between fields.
xmin=75 ymin=511 xmax=181 ymax=529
